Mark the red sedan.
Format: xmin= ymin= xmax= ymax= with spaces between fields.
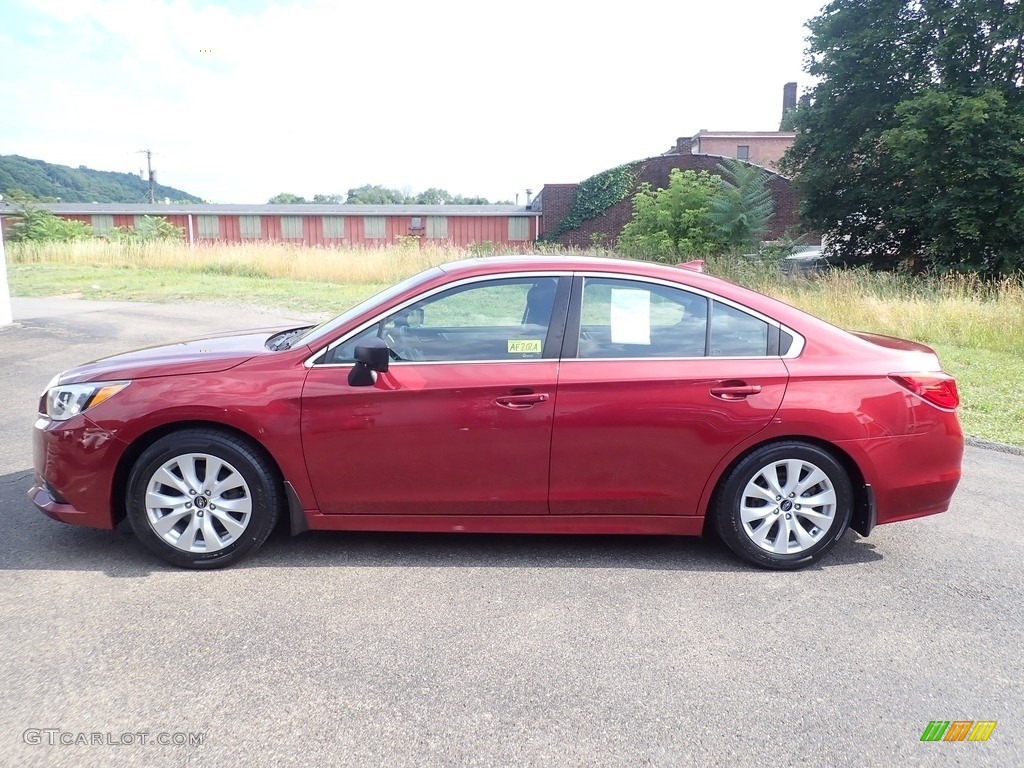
xmin=29 ymin=255 xmax=963 ymax=570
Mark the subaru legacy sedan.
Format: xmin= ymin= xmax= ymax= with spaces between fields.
xmin=29 ymin=255 xmax=963 ymax=570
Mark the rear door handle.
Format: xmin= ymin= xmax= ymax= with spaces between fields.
xmin=495 ymin=393 xmax=549 ymax=409
xmin=710 ymin=383 xmax=762 ymax=400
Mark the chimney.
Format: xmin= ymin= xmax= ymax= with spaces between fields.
xmin=782 ymin=82 xmax=797 ymax=118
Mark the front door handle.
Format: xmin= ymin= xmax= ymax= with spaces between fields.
xmin=495 ymin=393 xmax=549 ymax=409
xmin=710 ymin=383 xmax=762 ymax=400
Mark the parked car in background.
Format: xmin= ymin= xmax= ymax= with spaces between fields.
xmin=781 ymin=247 xmax=832 ymax=277
xmin=30 ymin=255 xmax=963 ymax=571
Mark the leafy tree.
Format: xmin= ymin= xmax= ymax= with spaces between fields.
xmin=311 ymin=193 xmax=344 ymax=204
xmin=708 ymin=160 xmax=776 ymax=253
xmin=345 ymin=185 xmax=409 ymax=204
xmin=783 ymin=0 xmax=1024 ymax=273
xmin=268 ymin=192 xmax=308 ymax=204
xmin=5 ymin=192 xmax=92 ymax=242
xmin=414 ymin=187 xmax=453 ymax=205
xmin=617 ymin=169 xmax=727 ymax=261
xmin=106 ymin=215 xmax=183 ymax=242
xmin=345 ymin=185 xmax=502 ymax=205
xmin=449 ymin=194 xmax=491 ymax=205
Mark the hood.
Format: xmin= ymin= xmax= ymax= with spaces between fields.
xmin=59 ymin=326 xmax=295 ymax=384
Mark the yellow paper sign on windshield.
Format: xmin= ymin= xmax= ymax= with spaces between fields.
xmin=508 ymin=339 xmax=542 ymax=355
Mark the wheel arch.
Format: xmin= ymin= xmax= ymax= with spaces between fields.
xmin=111 ymin=420 xmax=292 ymax=528
xmin=701 ymin=435 xmax=873 ymax=537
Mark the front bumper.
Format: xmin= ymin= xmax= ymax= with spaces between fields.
xmin=29 ymin=415 xmax=124 ymax=530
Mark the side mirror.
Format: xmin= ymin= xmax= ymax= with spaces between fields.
xmin=348 ymin=337 xmax=390 ymax=387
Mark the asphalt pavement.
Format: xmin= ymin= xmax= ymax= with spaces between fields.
xmin=0 ymin=297 xmax=1020 ymax=768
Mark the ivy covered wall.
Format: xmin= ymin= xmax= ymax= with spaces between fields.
xmin=537 ymin=154 xmax=800 ymax=249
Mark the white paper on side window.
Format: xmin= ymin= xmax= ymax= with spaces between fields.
xmin=609 ymin=288 xmax=650 ymax=345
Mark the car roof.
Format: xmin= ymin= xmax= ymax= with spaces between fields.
xmin=437 ymin=253 xmax=771 ymax=303
xmin=439 ymin=253 xmax=727 ymax=286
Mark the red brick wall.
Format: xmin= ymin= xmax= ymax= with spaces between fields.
xmin=691 ymin=135 xmax=794 ymax=171
xmin=540 ymin=154 xmax=802 ymax=249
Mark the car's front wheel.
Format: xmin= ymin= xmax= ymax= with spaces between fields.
xmin=713 ymin=442 xmax=853 ymax=570
xmin=126 ymin=429 xmax=281 ymax=569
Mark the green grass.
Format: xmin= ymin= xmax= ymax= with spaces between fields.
xmin=7 ymin=263 xmax=381 ymax=315
xmin=938 ymin=345 xmax=1024 ymax=446
xmin=6 ymin=243 xmax=1023 ymax=446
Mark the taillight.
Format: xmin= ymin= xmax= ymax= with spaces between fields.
xmin=889 ymin=373 xmax=960 ymax=409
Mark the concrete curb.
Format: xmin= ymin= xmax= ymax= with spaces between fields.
xmin=966 ymin=436 xmax=1024 ymax=456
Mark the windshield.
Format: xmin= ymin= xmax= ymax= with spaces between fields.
xmin=290 ymin=267 xmax=444 ymax=349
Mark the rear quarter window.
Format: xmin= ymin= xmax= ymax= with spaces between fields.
xmin=709 ymin=301 xmax=769 ymax=356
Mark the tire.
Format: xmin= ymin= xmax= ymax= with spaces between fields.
xmin=126 ymin=429 xmax=282 ymax=569
xmin=712 ymin=442 xmax=853 ymax=570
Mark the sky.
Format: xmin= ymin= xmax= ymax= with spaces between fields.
xmin=0 ymin=0 xmax=826 ymax=204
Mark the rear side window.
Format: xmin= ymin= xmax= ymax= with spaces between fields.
xmin=709 ymin=301 xmax=769 ymax=356
xmin=577 ymin=278 xmax=708 ymax=358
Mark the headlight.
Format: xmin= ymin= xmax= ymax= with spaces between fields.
xmin=43 ymin=380 xmax=131 ymax=421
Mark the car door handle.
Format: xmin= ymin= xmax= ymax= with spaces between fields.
xmin=495 ymin=393 xmax=549 ymax=409
xmin=710 ymin=383 xmax=762 ymax=400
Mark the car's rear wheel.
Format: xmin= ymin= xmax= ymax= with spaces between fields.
xmin=126 ymin=429 xmax=281 ymax=569
xmin=713 ymin=442 xmax=853 ymax=570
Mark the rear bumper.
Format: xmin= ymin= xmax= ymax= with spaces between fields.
xmin=837 ymin=420 xmax=963 ymax=529
xmin=29 ymin=416 xmax=123 ymax=530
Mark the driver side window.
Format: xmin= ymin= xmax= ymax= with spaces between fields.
xmin=323 ymin=277 xmax=562 ymax=364
xmin=322 ymin=323 xmax=381 ymax=364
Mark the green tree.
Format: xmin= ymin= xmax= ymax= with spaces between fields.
xmin=708 ymin=160 xmax=776 ymax=253
xmin=617 ymin=169 xmax=726 ymax=261
xmin=5 ymin=191 xmax=92 ymax=242
xmin=414 ymin=187 xmax=453 ymax=205
xmin=449 ymin=194 xmax=491 ymax=205
xmin=345 ymin=185 xmax=409 ymax=204
xmin=311 ymin=193 xmax=344 ymax=204
xmin=106 ymin=215 xmax=183 ymax=242
xmin=268 ymin=192 xmax=308 ymax=204
xmin=783 ymin=0 xmax=1024 ymax=273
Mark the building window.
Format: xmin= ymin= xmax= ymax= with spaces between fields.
xmin=281 ymin=216 xmax=303 ymax=239
xmin=240 ymin=215 xmax=262 ymax=239
xmin=133 ymin=215 xmax=145 ymax=230
xmin=197 ymin=215 xmax=220 ymax=238
xmin=364 ymin=216 xmax=386 ymax=239
xmin=426 ymin=216 xmax=448 ymax=239
xmin=736 ymin=145 xmax=750 ymax=160
xmin=508 ymin=217 xmax=529 ymax=242
xmin=410 ymin=217 xmax=423 ymax=230
xmin=322 ymin=216 xmax=345 ymax=238
xmin=91 ymin=214 xmax=114 ymax=234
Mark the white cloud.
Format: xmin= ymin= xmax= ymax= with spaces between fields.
xmin=2 ymin=0 xmax=825 ymax=202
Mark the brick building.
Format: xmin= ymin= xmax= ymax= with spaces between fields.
xmin=0 ymin=203 xmax=541 ymax=247
xmin=686 ymin=131 xmax=796 ymax=172
xmin=536 ymin=153 xmax=800 ymax=250
xmin=537 ymin=82 xmax=803 ymax=248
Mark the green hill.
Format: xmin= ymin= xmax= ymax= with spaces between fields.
xmin=0 ymin=154 xmax=202 ymax=203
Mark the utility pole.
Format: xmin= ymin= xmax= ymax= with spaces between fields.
xmin=0 ymin=197 xmax=12 ymax=326
xmin=138 ymin=149 xmax=155 ymax=203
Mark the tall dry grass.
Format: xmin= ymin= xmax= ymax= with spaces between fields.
xmin=9 ymin=240 xmax=1024 ymax=354
xmin=7 ymin=239 xmax=468 ymax=286
xmin=705 ymin=256 xmax=1024 ymax=354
